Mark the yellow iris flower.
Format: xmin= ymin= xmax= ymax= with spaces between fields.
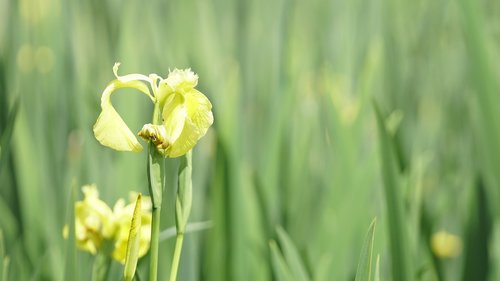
xmin=74 ymin=185 xmax=152 ymax=263
xmin=93 ymin=63 xmax=213 ymax=157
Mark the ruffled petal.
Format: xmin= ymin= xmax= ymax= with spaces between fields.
xmin=93 ymin=79 xmax=153 ymax=152
xmin=164 ymin=68 xmax=198 ymax=93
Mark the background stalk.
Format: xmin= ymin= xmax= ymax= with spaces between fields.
xmin=91 ymin=242 xmax=113 ymax=281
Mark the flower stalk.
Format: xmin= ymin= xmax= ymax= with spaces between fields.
xmin=170 ymin=150 xmax=193 ymax=281
xmin=147 ymin=102 xmax=165 ymax=281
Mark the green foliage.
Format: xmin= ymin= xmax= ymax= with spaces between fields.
xmin=270 ymin=226 xmax=311 ymax=281
xmin=355 ymin=219 xmax=377 ymax=281
xmin=373 ymin=101 xmax=413 ymax=281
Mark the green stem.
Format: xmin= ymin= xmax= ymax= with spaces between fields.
xmin=169 ymin=234 xmax=185 ymax=281
xmin=170 ymin=151 xmax=192 ymax=281
xmin=149 ymin=206 xmax=161 ymax=281
xmin=148 ymin=101 xmax=165 ymax=281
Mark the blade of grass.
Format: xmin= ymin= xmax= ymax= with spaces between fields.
xmin=275 ymin=226 xmax=310 ymax=281
xmin=124 ymin=194 xmax=142 ymax=281
xmin=373 ymin=100 xmax=413 ymax=281
xmin=269 ymin=240 xmax=294 ymax=281
xmin=0 ymin=96 xmax=19 ymax=175
xmin=0 ymin=230 xmax=4 ymax=281
xmin=1 ymin=257 xmax=8 ymax=281
xmin=158 ymin=221 xmax=213 ymax=242
xmin=354 ymin=218 xmax=377 ymax=281
xmin=461 ymin=179 xmax=491 ymax=280
xmin=63 ymin=181 xmax=77 ymax=281
xmin=374 ymin=255 xmax=380 ymax=281
xmin=459 ymin=0 xmax=500 ymax=214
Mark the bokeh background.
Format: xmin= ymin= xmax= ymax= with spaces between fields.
xmin=1 ymin=0 xmax=500 ymax=280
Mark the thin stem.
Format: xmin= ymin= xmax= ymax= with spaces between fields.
xmin=148 ymin=101 xmax=165 ymax=281
xmin=149 ymin=206 xmax=161 ymax=281
xmin=169 ymin=234 xmax=185 ymax=281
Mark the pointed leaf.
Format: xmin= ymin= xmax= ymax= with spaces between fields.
xmin=124 ymin=194 xmax=142 ymax=281
xmin=355 ymin=218 xmax=377 ymax=281
xmin=276 ymin=226 xmax=310 ymax=281
xmin=373 ymin=100 xmax=413 ymax=281
xmin=270 ymin=240 xmax=294 ymax=281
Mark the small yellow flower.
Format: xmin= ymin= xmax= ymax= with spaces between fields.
xmin=93 ymin=64 xmax=213 ymax=158
xmin=431 ymin=230 xmax=462 ymax=258
xmin=75 ymin=185 xmax=114 ymax=254
xmin=73 ymin=185 xmax=152 ymax=263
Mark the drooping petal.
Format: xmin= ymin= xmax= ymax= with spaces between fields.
xmin=93 ymin=79 xmax=153 ymax=152
xmin=166 ymin=90 xmax=213 ymax=157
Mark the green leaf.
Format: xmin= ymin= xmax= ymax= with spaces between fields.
xmin=269 ymin=240 xmax=294 ymax=281
xmin=1 ymin=257 xmax=9 ymax=281
xmin=0 ymin=97 xmax=19 ymax=175
xmin=0 ymin=229 xmax=4 ymax=281
xmin=147 ymin=143 xmax=165 ymax=208
xmin=175 ymin=150 xmax=193 ymax=233
xmin=374 ymin=254 xmax=380 ymax=281
xmin=63 ymin=182 xmax=77 ymax=281
xmin=124 ymin=194 xmax=143 ymax=281
xmin=275 ymin=226 xmax=310 ymax=281
xmin=373 ymin=100 xmax=413 ymax=281
xmin=355 ymin=218 xmax=377 ymax=281
xmin=159 ymin=221 xmax=213 ymax=242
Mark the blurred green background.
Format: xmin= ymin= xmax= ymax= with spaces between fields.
xmin=1 ymin=0 xmax=500 ymax=280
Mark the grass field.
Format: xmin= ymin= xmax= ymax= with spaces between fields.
xmin=1 ymin=0 xmax=500 ymax=280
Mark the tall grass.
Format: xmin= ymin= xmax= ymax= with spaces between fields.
xmin=0 ymin=0 xmax=499 ymax=280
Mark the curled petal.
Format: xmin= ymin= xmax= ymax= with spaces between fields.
xmin=113 ymin=63 xmax=153 ymax=87
xmin=93 ymin=79 xmax=153 ymax=152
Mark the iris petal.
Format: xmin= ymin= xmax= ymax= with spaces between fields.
xmin=162 ymin=93 xmax=187 ymax=145
xmin=93 ymin=79 xmax=153 ymax=152
xmin=167 ymin=90 xmax=213 ymax=157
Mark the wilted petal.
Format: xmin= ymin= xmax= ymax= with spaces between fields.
xmin=93 ymin=79 xmax=153 ymax=152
